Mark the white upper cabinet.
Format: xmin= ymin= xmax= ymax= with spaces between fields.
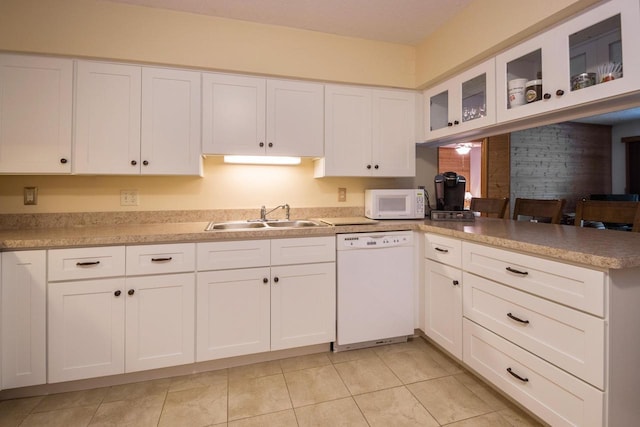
xmin=74 ymin=61 xmax=202 ymax=175
xmin=315 ymin=85 xmax=416 ymax=177
xmin=0 ymin=54 xmax=72 ymax=174
xmin=424 ymin=59 xmax=496 ymax=142
xmin=496 ymin=0 xmax=640 ymax=123
xmin=202 ymin=74 xmax=324 ymax=157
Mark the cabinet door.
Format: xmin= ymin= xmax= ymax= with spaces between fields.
xmin=202 ymin=73 xmax=266 ymax=155
xmin=196 ymin=268 xmax=270 ymax=361
xmin=424 ymin=260 xmax=462 ymax=359
xmin=74 ymin=61 xmax=141 ymax=174
xmin=372 ymin=89 xmax=416 ymax=177
xmin=319 ymin=84 xmax=372 ymax=176
xmin=266 ymin=79 xmax=324 ymax=157
xmin=125 ymin=273 xmax=195 ymax=372
xmin=271 ymin=263 xmax=336 ymax=350
xmin=1 ymin=251 xmax=46 ymax=389
xmin=141 ymin=67 xmax=202 ymax=175
xmin=48 ymin=278 xmax=125 ymax=383
xmin=0 ymin=54 xmax=72 ymax=173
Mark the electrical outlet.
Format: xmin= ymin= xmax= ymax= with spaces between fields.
xmin=24 ymin=187 xmax=38 ymax=205
xmin=338 ymin=187 xmax=347 ymax=202
xmin=120 ymin=190 xmax=139 ymax=206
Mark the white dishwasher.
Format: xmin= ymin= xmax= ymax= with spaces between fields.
xmin=335 ymin=231 xmax=414 ymax=351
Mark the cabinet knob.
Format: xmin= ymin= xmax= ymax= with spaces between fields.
xmin=268 ymin=142 xmax=273 ymax=148
xmin=128 ymin=289 xmax=135 ymax=296
xmin=131 ymin=160 xmax=137 ymax=166
xmin=60 ymin=158 xmax=68 ymax=164
xmin=374 ymin=165 xmax=379 ymax=169
xmin=452 ymin=280 xmax=460 ymax=286
xmin=543 ymin=93 xmax=551 ymax=100
xmin=556 ymin=89 xmax=565 ymax=96
xmin=367 ymin=164 xmax=372 ymax=169
xmin=259 ymin=142 xmax=264 ymax=147
xmin=453 ymin=120 xmax=459 ymax=125
xmin=273 ymin=277 xmax=279 ymax=283
xmin=114 ymin=290 xmax=121 ymax=297
xmin=263 ymin=278 xmax=269 ymax=284
xmin=142 ymin=160 xmax=149 ymax=166
xmin=447 ymin=122 xmax=453 ymax=127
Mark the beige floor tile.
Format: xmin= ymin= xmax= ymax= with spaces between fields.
xmin=454 ymin=372 xmax=510 ymax=410
xmin=284 ymin=364 xmax=350 ymax=407
xmin=279 ymin=352 xmax=332 ymax=373
xmin=169 ymin=368 xmax=228 ymax=392
xmin=228 ymin=360 xmax=282 ymax=381
xmin=33 ymin=388 xmax=108 ymax=413
xmin=20 ymin=405 xmax=97 ymax=427
xmin=103 ymin=377 xmax=170 ymax=403
xmin=0 ymin=396 xmax=44 ymax=427
xmin=407 ymin=376 xmax=493 ymax=425
xmin=228 ymin=373 xmax=292 ymax=420
xmin=446 ymin=411 xmax=515 ymax=427
xmin=327 ymin=347 xmax=378 ymax=364
xmin=89 ymin=393 xmax=165 ymax=427
xmin=334 ymin=356 xmax=402 ymax=395
xmin=380 ymin=349 xmax=449 ymax=384
xmin=228 ymin=409 xmax=298 ymax=427
xmin=498 ymin=406 xmax=545 ymax=426
xmin=295 ymin=397 xmax=368 ymax=427
xmin=355 ymin=386 xmax=439 ymax=427
xmin=422 ymin=344 xmax=465 ymax=375
xmin=158 ymin=382 xmax=227 ymax=427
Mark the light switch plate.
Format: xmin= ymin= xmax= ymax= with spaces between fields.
xmin=24 ymin=187 xmax=38 ymax=205
xmin=120 ymin=190 xmax=139 ymax=206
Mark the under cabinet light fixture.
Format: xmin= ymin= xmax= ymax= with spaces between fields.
xmin=223 ymin=155 xmax=301 ymax=165
xmin=455 ymin=143 xmax=472 ymax=155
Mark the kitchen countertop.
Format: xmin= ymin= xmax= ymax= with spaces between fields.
xmin=0 ymin=217 xmax=638 ymax=270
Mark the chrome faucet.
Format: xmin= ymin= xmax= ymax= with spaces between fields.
xmin=260 ymin=204 xmax=290 ymax=221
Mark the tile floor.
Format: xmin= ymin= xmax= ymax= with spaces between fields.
xmin=0 ymin=337 xmax=545 ymax=426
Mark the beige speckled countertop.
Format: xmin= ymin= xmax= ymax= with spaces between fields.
xmin=0 ymin=217 xmax=639 ymax=270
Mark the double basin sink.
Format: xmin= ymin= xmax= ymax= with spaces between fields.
xmin=205 ymin=219 xmax=328 ymax=231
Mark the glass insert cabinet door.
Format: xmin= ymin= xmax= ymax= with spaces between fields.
xmin=424 ymin=58 xmax=495 ymax=141
xmin=497 ymin=0 xmax=640 ymax=122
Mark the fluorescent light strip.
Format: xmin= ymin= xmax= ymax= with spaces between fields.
xmin=223 ymin=155 xmax=301 ymax=165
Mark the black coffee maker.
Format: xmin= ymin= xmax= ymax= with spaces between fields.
xmin=434 ymin=171 xmax=466 ymax=211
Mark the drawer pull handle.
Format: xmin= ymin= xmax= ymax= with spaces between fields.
xmin=507 ymin=312 xmax=530 ymax=324
xmin=507 ymin=367 xmax=529 ymax=383
xmin=76 ymin=261 xmax=100 ymax=267
xmin=151 ymin=257 xmax=173 ymax=262
xmin=506 ymin=266 xmax=528 ymax=276
xmin=435 ymin=247 xmax=449 ymax=253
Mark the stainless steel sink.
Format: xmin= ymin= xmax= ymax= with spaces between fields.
xmin=205 ymin=219 xmax=327 ymax=231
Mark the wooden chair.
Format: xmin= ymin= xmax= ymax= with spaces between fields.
xmin=470 ymin=197 xmax=509 ymax=219
xmin=512 ymin=198 xmax=566 ymax=224
xmin=574 ymin=200 xmax=640 ymax=232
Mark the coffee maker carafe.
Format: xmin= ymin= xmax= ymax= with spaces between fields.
xmin=434 ymin=171 xmax=466 ymax=211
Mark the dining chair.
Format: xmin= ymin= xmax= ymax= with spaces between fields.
xmin=512 ymin=198 xmax=566 ymax=224
xmin=470 ymin=197 xmax=509 ymax=219
xmin=574 ymin=199 xmax=640 ymax=232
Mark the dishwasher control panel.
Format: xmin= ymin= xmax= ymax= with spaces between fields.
xmin=337 ymin=231 xmax=413 ymax=250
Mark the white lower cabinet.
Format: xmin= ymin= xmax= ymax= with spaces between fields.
xmin=1 ymin=251 xmax=47 ymax=389
xmin=196 ymin=237 xmax=336 ymax=362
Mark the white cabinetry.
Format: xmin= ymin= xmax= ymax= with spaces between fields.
xmin=315 ymin=85 xmax=416 ymax=177
xmin=74 ymin=61 xmax=202 ymax=175
xmin=496 ymin=0 xmax=640 ymax=123
xmin=196 ymin=237 xmax=335 ymax=361
xmin=0 ymin=54 xmax=72 ymax=173
xmin=1 ymin=251 xmax=46 ymax=389
xmin=424 ymin=59 xmax=496 ymax=142
xmin=423 ymin=234 xmax=462 ymax=359
xmin=202 ymin=74 xmax=324 ymax=157
xmin=48 ymin=244 xmax=196 ymax=383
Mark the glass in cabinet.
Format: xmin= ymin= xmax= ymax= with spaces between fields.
xmin=424 ymin=58 xmax=495 ymax=141
xmin=497 ymin=0 xmax=640 ymax=123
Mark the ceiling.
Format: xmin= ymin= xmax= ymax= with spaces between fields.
xmin=104 ymin=0 xmax=473 ymax=45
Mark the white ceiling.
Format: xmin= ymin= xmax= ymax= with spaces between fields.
xmin=104 ymin=0 xmax=473 ymax=45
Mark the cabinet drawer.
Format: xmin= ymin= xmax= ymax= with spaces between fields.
xmin=462 ymin=242 xmax=605 ymax=316
xmin=48 ymin=246 xmax=125 ymax=281
xmin=126 ymin=243 xmax=195 ymax=276
xmin=197 ymin=240 xmax=270 ymax=271
xmin=463 ymin=272 xmax=605 ymax=389
xmin=463 ymin=319 xmax=604 ymax=427
xmin=425 ymin=234 xmax=461 ymax=268
xmin=271 ymin=236 xmax=335 ymax=265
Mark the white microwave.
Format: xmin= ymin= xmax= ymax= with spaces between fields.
xmin=364 ymin=189 xmax=426 ymax=219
